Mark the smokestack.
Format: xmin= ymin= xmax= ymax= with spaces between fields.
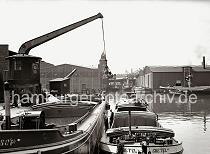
xmin=202 ymin=56 xmax=206 ymax=69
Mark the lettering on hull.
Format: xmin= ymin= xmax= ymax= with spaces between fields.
xmin=152 ymin=148 xmax=169 ymax=153
xmin=124 ymin=147 xmax=142 ymax=154
xmin=0 ymin=138 xmax=21 ymax=147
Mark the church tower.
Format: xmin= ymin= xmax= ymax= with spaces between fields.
xmin=98 ymin=51 xmax=107 ymax=72
xmin=98 ymin=51 xmax=108 ymax=90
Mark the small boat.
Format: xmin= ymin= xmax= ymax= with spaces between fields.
xmin=0 ymin=95 xmax=105 ymax=154
xmin=100 ymin=100 xmax=183 ymax=154
xmin=159 ymin=85 xmax=210 ymax=95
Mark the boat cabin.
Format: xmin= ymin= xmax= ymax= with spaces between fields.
xmin=112 ymin=111 xmax=157 ymax=128
xmin=117 ymin=104 xmax=147 ymax=112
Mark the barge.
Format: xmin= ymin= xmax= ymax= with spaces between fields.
xmin=0 ymin=99 xmax=105 ymax=154
xmin=100 ymin=99 xmax=183 ymax=154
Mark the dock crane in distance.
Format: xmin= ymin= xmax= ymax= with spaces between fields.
xmin=6 ymin=13 xmax=103 ymax=105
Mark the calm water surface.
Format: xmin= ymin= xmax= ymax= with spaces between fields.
xmin=111 ymin=93 xmax=210 ymax=154
xmin=158 ymin=112 xmax=210 ymax=154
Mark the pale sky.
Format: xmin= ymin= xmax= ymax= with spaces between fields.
xmin=1 ymin=1 xmax=210 ymax=74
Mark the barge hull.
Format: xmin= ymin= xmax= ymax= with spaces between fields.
xmin=0 ymin=101 xmax=105 ymax=154
xmin=100 ymin=141 xmax=183 ymax=154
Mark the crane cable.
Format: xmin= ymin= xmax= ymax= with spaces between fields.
xmin=101 ymin=18 xmax=113 ymax=79
xmin=101 ymin=18 xmax=106 ymax=54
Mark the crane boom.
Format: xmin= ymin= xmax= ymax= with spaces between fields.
xmin=18 ymin=13 xmax=103 ymax=54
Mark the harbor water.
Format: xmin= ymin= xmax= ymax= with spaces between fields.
xmin=110 ymin=92 xmax=210 ymax=154
xmin=155 ymin=94 xmax=210 ymax=154
xmin=159 ymin=112 xmax=210 ymax=154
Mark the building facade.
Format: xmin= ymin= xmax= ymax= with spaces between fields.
xmin=0 ymin=43 xmax=109 ymax=102
xmin=0 ymin=45 xmax=9 ymax=103
xmin=136 ymin=66 xmax=210 ymax=91
xmin=0 ymin=45 xmax=17 ymax=103
xmin=41 ymin=51 xmax=108 ymax=94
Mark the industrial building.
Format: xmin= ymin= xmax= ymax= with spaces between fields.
xmin=136 ymin=65 xmax=210 ymax=91
xmin=0 ymin=42 xmax=109 ymax=102
xmin=41 ymin=51 xmax=108 ymax=94
xmin=0 ymin=45 xmax=18 ymax=103
xmin=0 ymin=45 xmax=9 ymax=103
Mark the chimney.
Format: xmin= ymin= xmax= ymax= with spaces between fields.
xmin=202 ymin=56 xmax=206 ymax=69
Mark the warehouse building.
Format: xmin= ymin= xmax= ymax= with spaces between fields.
xmin=41 ymin=51 xmax=108 ymax=94
xmin=136 ymin=65 xmax=210 ymax=91
xmin=0 ymin=43 xmax=109 ymax=102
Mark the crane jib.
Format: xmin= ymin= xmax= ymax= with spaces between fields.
xmin=18 ymin=13 xmax=103 ymax=55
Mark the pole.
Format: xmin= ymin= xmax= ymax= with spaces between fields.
xmin=203 ymin=56 xmax=206 ymax=69
xmin=187 ymin=91 xmax=191 ymax=112
xmin=128 ymin=111 xmax=132 ymax=137
xmin=4 ymin=81 xmax=11 ymax=130
xmin=92 ymin=67 xmax=93 ymax=90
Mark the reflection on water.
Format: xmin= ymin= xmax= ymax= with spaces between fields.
xmin=152 ymin=94 xmax=210 ymax=153
xmin=111 ymin=92 xmax=210 ymax=153
xmin=153 ymin=94 xmax=210 ymax=113
xmin=158 ymin=112 xmax=210 ymax=154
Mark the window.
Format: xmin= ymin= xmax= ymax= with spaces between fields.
xmin=82 ymin=84 xmax=86 ymax=90
xmin=32 ymin=63 xmax=39 ymax=74
xmin=176 ymin=80 xmax=181 ymax=86
xmin=14 ymin=60 xmax=22 ymax=70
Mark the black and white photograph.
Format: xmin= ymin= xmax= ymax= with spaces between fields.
xmin=0 ymin=0 xmax=210 ymax=153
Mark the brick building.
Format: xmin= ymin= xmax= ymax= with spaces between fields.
xmin=0 ymin=45 xmax=16 ymax=102
xmin=136 ymin=66 xmax=210 ymax=91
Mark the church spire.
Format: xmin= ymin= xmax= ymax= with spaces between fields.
xmin=100 ymin=50 xmax=106 ymax=60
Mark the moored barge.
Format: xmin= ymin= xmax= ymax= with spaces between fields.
xmin=100 ymin=99 xmax=183 ymax=154
xmin=0 ymin=99 xmax=106 ymax=154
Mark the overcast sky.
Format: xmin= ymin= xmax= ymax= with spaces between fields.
xmin=1 ymin=1 xmax=210 ymax=74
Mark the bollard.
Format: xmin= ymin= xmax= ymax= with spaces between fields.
xmin=4 ymin=81 xmax=11 ymax=130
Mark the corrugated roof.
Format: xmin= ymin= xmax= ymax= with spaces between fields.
xmin=192 ymin=66 xmax=210 ymax=72
xmin=147 ymin=66 xmax=210 ymax=73
xmin=49 ymin=78 xmax=69 ymax=82
xmin=49 ymin=69 xmax=77 ymax=82
xmin=149 ymin=66 xmax=182 ymax=72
